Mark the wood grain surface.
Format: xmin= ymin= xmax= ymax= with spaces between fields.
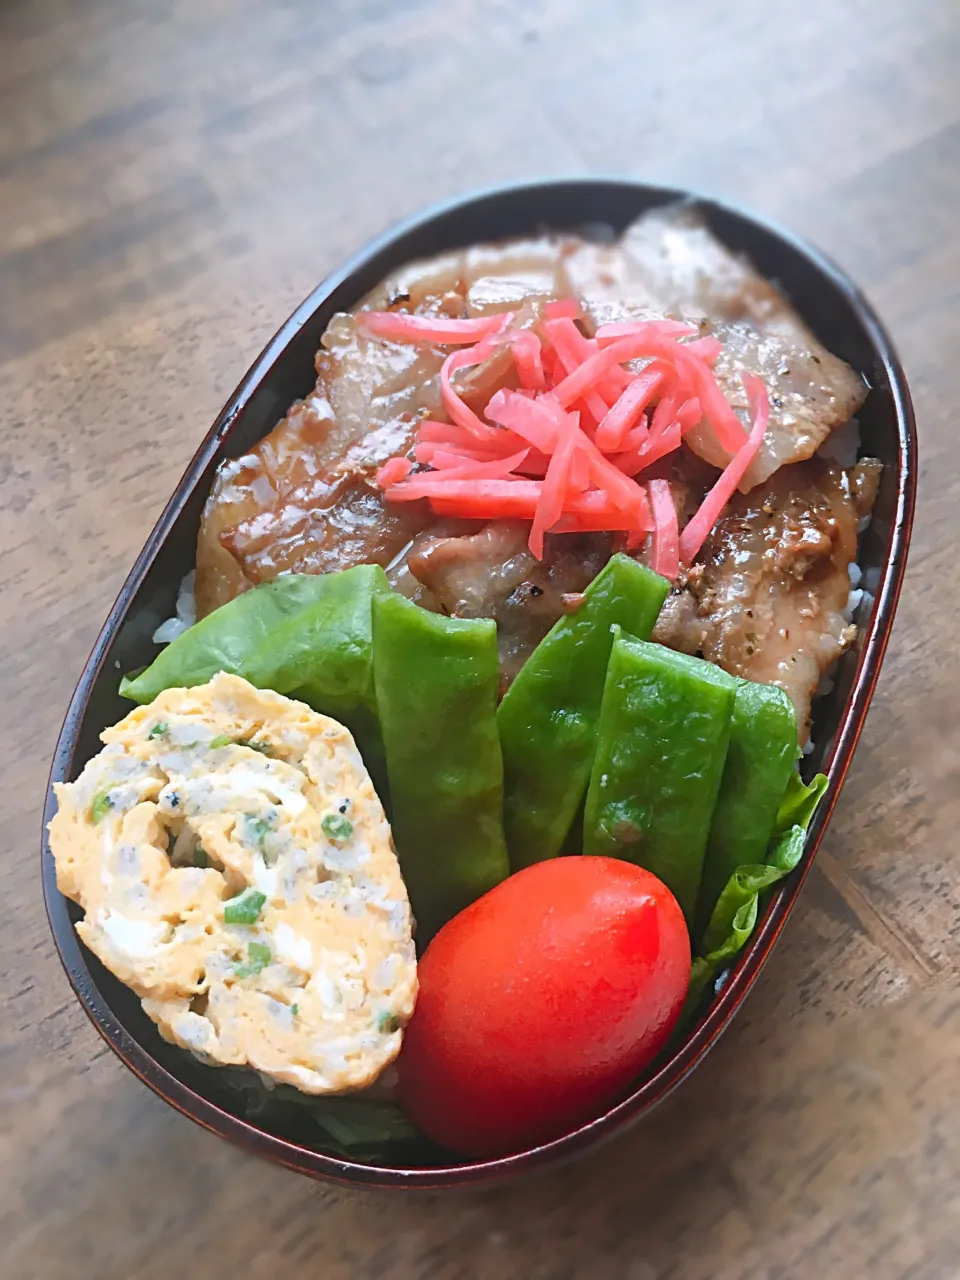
xmin=1 ymin=2 xmax=957 ymax=1277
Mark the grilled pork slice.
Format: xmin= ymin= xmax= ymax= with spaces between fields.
xmin=653 ymin=457 xmax=882 ymax=740
xmin=405 ymin=521 xmax=611 ymax=689
xmin=195 ymin=211 xmax=866 ymax=626
xmin=692 ymin=315 xmax=868 ymax=491
xmin=195 ymin=313 xmax=446 ymax=617
xmin=564 ymin=206 xmax=867 ymax=491
xmin=363 ymin=237 xmax=571 ymax=318
xmin=218 ymin=417 xmax=431 ymax=588
xmin=193 ymin=249 xmax=571 ymax=620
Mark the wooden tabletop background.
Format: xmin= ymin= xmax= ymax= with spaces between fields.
xmin=2 ymin=2 xmax=958 ymax=1277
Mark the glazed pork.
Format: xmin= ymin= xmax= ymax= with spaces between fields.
xmin=195 ymin=314 xmax=446 ymax=616
xmin=653 ymin=456 xmax=881 ymax=740
xmin=404 ymin=521 xmax=611 ymax=688
xmin=192 ymin=206 xmax=876 ymax=738
xmin=563 ymin=207 xmax=868 ymax=488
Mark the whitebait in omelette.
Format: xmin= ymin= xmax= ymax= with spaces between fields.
xmin=48 ymin=674 xmax=417 ymax=1094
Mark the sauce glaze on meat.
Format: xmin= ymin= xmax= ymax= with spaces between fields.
xmin=653 ymin=457 xmax=881 ymax=740
xmin=194 ymin=206 xmax=877 ymax=733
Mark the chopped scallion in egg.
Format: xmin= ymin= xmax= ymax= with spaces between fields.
xmin=48 ymin=673 xmax=417 ymax=1095
xmin=223 ymin=887 xmax=267 ymax=925
xmin=244 ymin=814 xmax=272 ymax=849
xmin=208 ymin=734 xmax=274 ymax=755
xmin=91 ymin=789 xmax=113 ymax=823
xmin=322 ymin=813 xmax=354 ymax=842
xmin=233 ymin=941 xmax=271 ymax=978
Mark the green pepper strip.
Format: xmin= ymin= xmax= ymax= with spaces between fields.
xmin=498 ymin=555 xmax=669 ymax=870
xmin=372 ymin=592 xmax=509 ymax=943
xmin=694 ymin=680 xmax=797 ymax=941
xmin=582 ymin=630 xmax=736 ymax=923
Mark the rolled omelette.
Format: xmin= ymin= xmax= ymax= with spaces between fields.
xmin=48 ymin=673 xmax=417 ymax=1094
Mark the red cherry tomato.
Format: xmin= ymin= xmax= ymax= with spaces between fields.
xmin=397 ymin=856 xmax=690 ymax=1158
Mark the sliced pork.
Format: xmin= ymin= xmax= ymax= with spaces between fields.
xmin=564 ymin=206 xmax=867 ymax=491
xmin=652 ymin=457 xmax=882 ymax=739
xmin=195 ymin=313 xmax=447 ymax=617
xmin=192 ymin=208 xmax=876 ymax=723
xmin=405 ymin=521 xmax=611 ymax=688
xmin=363 ymin=237 xmax=571 ymax=318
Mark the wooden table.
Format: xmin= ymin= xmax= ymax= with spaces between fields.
xmin=2 ymin=2 xmax=957 ymax=1276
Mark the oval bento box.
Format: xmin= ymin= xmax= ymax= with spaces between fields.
xmin=41 ymin=179 xmax=916 ymax=1190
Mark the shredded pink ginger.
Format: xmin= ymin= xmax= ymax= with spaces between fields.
xmin=361 ymin=304 xmax=769 ymax=580
xmin=647 ymin=478 xmax=680 ymax=581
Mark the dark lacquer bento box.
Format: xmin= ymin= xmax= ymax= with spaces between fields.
xmin=41 ymin=180 xmax=916 ymax=1189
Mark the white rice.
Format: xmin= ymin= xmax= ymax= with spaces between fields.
xmin=844 ymin=589 xmax=864 ymax=623
xmin=806 ymin=556 xmax=866 ymax=747
xmin=818 ymin=417 xmax=861 ymax=467
xmin=152 ymin=571 xmax=196 ymax=645
xmin=805 ymin=418 xmax=876 ymax=751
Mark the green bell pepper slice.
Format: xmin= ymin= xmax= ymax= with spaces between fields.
xmin=498 ymin=555 xmax=669 ymax=870
xmin=372 ymin=591 xmax=509 ymax=943
xmin=582 ymin=630 xmax=736 ymax=922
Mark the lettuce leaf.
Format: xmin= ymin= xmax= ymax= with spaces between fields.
xmin=683 ymin=771 xmax=827 ymax=1018
xmin=775 ymin=768 xmax=829 ymax=834
xmin=211 ymin=1069 xmax=430 ymax=1163
xmin=120 ymin=565 xmax=389 ymax=713
xmin=253 ymin=1092 xmax=422 ymax=1162
xmin=119 ymin=566 xmax=392 ymax=792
